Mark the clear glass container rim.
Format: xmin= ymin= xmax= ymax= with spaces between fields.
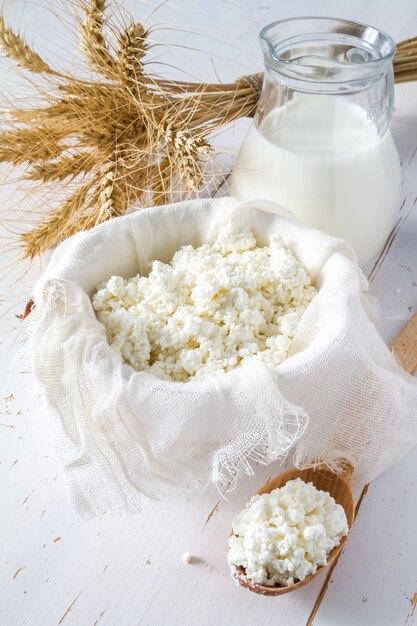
xmin=259 ymin=16 xmax=396 ymax=68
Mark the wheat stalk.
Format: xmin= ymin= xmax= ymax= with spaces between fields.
xmin=80 ymin=0 xmax=118 ymax=78
xmin=0 ymin=127 xmax=67 ymax=165
xmin=21 ymin=184 xmax=91 ymax=258
xmin=25 ymin=153 xmax=93 ymax=183
xmin=164 ymin=124 xmax=211 ymax=192
xmin=95 ymin=157 xmax=126 ymax=220
xmin=118 ymin=22 xmax=148 ymax=91
xmin=21 ymin=163 xmax=127 ymax=258
xmin=0 ymin=16 xmax=59 ymax=75
xmin=151 ymin=156 xmax=173 ymax=206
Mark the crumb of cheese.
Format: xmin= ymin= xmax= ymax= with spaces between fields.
xmin=92 ymin=222 xmax=317 ymax=382
xmin=228 ymin=478 xmax=349 ymax=587
xmin=182 ymin=551 xmax=192 ymax=564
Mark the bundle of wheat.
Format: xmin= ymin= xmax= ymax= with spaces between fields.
xmin=0 ymin=2 xmax=220 ymax=258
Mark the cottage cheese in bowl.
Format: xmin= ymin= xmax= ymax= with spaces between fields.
xmin=228 ymin=478 xmax=349 ymax=587
xmin=92 ymin=221 xmax=317 ymax=381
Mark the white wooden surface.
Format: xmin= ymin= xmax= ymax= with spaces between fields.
xmin=0 ymin=1 xmax=416 ymax=625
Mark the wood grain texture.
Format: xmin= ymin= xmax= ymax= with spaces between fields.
xmin=391 ymin=313 xmax=417 ymax=375
xmin=0 ymin=2 xmax=416 ymax=626
xmin=305 ymin=484 xmax=370 ymax=626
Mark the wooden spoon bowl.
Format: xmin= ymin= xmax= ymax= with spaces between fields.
xmin=232 ymin=461 xmax=355 ymax=596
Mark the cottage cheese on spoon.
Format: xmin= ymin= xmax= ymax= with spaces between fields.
xmin=228 ymin=479 xmax=349 ymax=587
xmin=92 ymin=222 xmax=316 ymax=382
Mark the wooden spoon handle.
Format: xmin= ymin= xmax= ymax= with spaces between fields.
xmin=391 ymin=312 xmax=417 ymax=375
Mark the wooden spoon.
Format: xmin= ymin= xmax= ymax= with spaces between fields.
xmin=232 ymin=311 xmax=417 ymax=595
xmin=232 ymin=460 xmax=355 ymax=596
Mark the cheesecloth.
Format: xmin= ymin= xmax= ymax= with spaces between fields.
xmin=29 ymin=197 xmax=417 ymax=517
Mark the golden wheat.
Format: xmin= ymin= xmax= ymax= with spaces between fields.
xmin=151 ymin=156 xmax=173 ymax=206
xmin=164 ymin=124 xmax=211 ymax=192
xmin=0 ymin=127 xmax=67 ymax=165
xmin=21 ymin=184 xmax=91 ymax=258
xmin=94 ymin=157 xmax=126 ymax=220
xmin=25 ymin=153 xmax=93 ymax=183
xmin=0 ymin=16 xmax=58 ymax=75
xmin=118 ymin=22 xmax=148 ymax=91
xmin=80 ymin=0 xmax=118 ymax=78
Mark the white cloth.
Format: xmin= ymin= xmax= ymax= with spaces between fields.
xmin=29 ymin=197 xmax=417 ymax=518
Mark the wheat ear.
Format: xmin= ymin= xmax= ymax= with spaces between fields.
xmin=21 ymin=184 xmax=91 ymax=258
xmin=0 ymin=16 xmax=58 ymax=75
xmin=94 ymin=158 xmax=126 ymax=221
xmin=0 ymin=127 xmax=67 ymax=165
xmin=25 ymin=153 xmax=93 ymax=183
xmin=118 ymin=22 xmax=148 ymax=92
xmin=80 ymin=0 xmax=117 ymax=78
xmin=164 ymin=124 xmax=211 ymax=192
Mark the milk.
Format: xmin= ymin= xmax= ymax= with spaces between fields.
xmin=231 ymin=95 xmax=401 ymax=264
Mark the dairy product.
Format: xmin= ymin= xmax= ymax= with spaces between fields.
xmin=92 ymin=221 xmax=317 ymax=382
xmin=228 ymin=478 xmax=349 ymax=587
xmin=182 ymin=552 xmax=192 ymax=564
xmin=231 ymin=95 xmax=401 ymax=264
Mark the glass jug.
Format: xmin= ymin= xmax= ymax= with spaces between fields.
xmin=231 ymin=17 xmax=401 ymax=264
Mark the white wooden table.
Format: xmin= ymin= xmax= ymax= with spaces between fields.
xmin=1 ymin=1 xmax=416 ymax=625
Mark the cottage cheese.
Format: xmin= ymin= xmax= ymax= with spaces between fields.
xmin=92 ymin=222 xmax=316 ymax=382
xmin=228 ymin=478 xmax=349 ymax=587
xmin=182 ymin=551 xmax=192 ymax=564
